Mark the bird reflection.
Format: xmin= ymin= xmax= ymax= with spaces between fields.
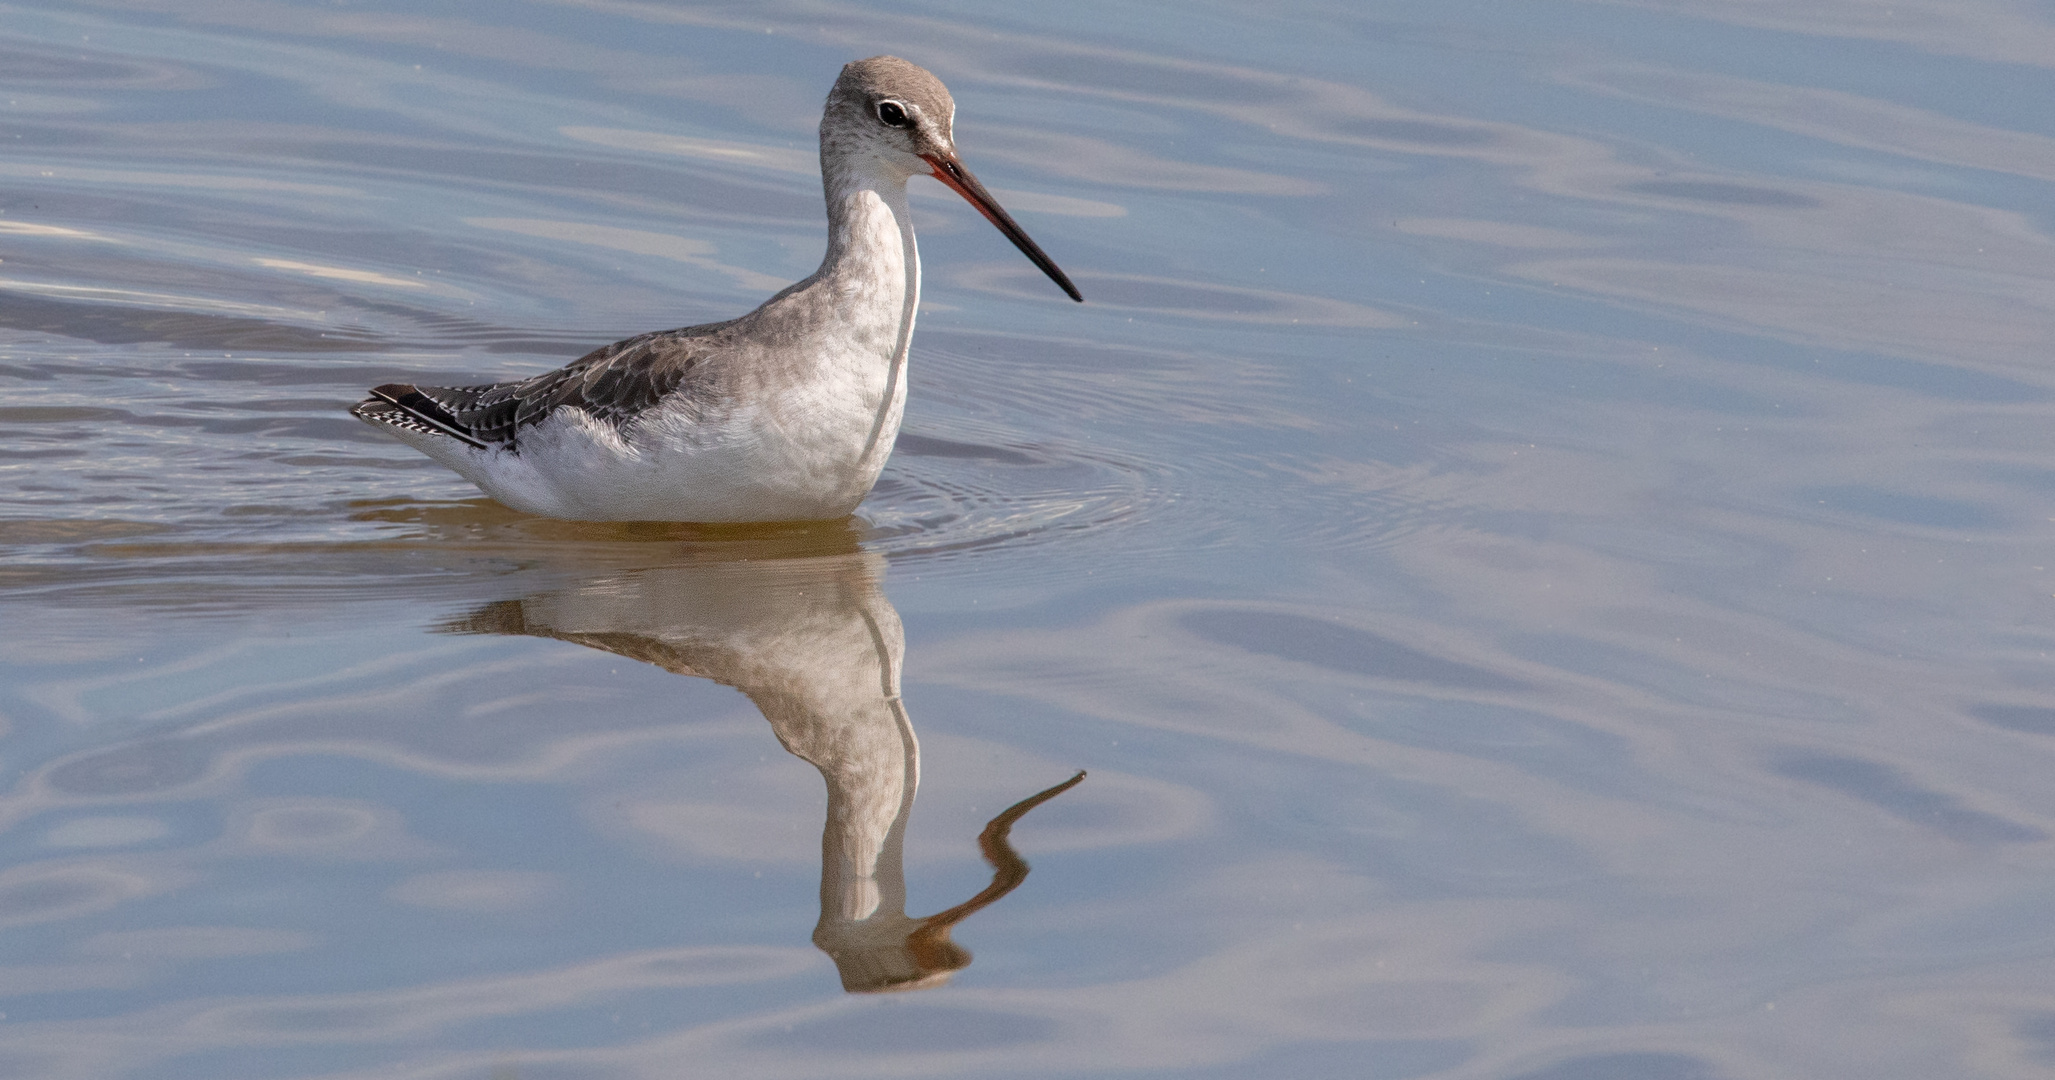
xmin=444 ymin=536 xmax=1080 ymax=992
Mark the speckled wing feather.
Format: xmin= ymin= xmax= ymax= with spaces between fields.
xmin=353 ymin=322 xmax=735 ymax=452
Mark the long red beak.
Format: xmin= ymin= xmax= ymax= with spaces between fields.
xmin=922 ymin=152 xmax=1083 ymax=302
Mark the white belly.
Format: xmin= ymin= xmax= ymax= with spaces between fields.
xmin=430 ymin=360 xmax=909 ymax=523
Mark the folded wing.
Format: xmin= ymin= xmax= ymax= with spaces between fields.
xmin=352 ymin=322 xmax=734 ymax=452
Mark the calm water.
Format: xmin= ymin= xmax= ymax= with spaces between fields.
xmin=5 ymin=2 xmax=2055 ymax=1077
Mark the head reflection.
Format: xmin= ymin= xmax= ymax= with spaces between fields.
xmin=447 ymin=536 xmax=1079 ymax=993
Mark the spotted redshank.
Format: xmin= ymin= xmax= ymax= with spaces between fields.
xmin=352 ymin=56 xmax=1081 ymax=522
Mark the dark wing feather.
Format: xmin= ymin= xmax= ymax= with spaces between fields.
xmin=352 ymin=323 xmax=733 ymax=452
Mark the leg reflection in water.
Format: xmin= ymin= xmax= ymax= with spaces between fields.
xmin=447 ymin=546 xmax=1082 ymax=993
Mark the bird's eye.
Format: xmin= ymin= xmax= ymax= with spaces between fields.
xmin=875 ymin=100 xmax=911 ymax=128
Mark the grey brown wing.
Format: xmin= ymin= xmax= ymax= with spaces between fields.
xmin=353 ymin=324 xmax=731 ymax=451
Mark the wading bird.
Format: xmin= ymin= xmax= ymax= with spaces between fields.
xmin=353 ymin=57 xmax=1081 ymax=522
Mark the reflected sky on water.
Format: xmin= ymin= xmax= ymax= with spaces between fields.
xmin=5 ymin=1 xmax=2055 ymax=1077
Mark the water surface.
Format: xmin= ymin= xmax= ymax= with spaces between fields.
xmin=5 ymin=1 xmax=2055 ymax=1077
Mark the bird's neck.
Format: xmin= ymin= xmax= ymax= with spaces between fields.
xmin=816 ymin=167 xmax=921 ymax=349
xmin=812 ymin=164 xmax=921 ymax=471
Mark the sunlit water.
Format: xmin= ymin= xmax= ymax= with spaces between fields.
xmin=5 ymin=2 xmax=2055 ymax=1077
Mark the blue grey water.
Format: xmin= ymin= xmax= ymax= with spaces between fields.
xmin=3 ymin=1 xmax=2055 ymax=1077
